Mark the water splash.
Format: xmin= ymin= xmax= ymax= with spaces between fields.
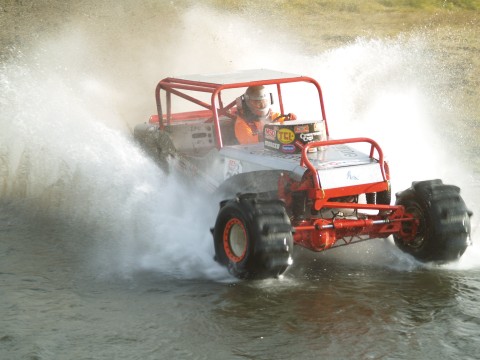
xmin=0 ymin=45 xmax=226 ymax=280
xmin=1 ymin=5 xmax=478 ymax=280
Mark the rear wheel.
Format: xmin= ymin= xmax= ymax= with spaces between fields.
xmin=394 ymin=179 xmax=472 ymax=263
xmin=134 ymin=125 xmax=176 ymax=172
xmin=213 ymin=194 xmax=293 ymax=279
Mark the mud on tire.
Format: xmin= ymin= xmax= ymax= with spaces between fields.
xmin=394 ymin=179 xmax=472 ymax=263
xmin=213 ymin=194 xmax=293 ymax=279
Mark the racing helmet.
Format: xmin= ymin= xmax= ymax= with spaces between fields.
xmin=244 ymin=86 xmax=272 ymax=117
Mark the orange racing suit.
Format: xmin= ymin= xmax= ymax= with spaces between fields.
xmin=234 ymin=110 xmax=296 ymax=144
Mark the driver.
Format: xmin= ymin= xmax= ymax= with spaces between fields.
xmin=234 ymin=86 xmax=296 ymax=144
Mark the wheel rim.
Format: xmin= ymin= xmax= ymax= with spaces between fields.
xmin=403 ymin=203 xmax=426 ymax=249
xmin=223 ymin=218 xmax=247 ymax=262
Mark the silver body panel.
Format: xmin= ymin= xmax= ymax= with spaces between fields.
xmin=217 ymin=142 xmax=384 ymax=189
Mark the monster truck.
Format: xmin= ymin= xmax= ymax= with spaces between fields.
xmin=134 ymin=69 xmax=473 ymax=279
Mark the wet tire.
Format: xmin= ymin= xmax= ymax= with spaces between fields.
xmin=393 ymin=179 xmax=472 ymax=263
xmin=213 ymin=194 xmax=293 ymax=279
xmin=366 ymin=188 xmax=391 ymax=205
xmin=134 ymin=124 xmax=176 ymax=172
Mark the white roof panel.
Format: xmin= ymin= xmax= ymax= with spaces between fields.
xmin=176 ymin=69 xmax=305 ymax=85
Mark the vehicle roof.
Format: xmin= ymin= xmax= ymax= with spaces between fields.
xmin=170 ymin=69 xmax=307 ymax=86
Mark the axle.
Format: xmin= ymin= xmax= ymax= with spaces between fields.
xmin=291 ymin=205 xmax=419 ymax=252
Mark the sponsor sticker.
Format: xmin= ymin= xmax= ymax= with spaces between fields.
xmin=281 ymin=144 xmax=296 ymax=153
xmin=277 ymin=128 xmax=295 ymax=144
xmin=347 ymin=170 xmax=359 ymax=180
xmin=224 ymin=158 xmax=242 ymax=179
xmin=294 ymin=140 xmax=305 ymax=149
xmin=264 ymin=127 xmax=277 ymax=141
xmin=264 ymin=140 xmax=280 ymax=149
xmin=299 ymin=131 xmax=321 ymax=142
xmin=294 ymin=125 xmax=310 ymax=134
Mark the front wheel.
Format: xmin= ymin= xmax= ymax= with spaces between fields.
xmin=213 ymin=194 xmax=293 ymax=279
xmin=366 ymin=188 xmax=391 ymax=205
xmin=394 ymin=179 xmax=472 ymax=263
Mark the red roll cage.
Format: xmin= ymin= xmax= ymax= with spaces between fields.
xmin=154 ymin=69 xmax=329 ymax=149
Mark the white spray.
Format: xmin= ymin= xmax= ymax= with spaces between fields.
xmin=0 ymin=5 xmax=478 ymax=280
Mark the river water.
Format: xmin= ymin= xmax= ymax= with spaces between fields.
xmin=1 ymin=1 xmax=479 ymax=359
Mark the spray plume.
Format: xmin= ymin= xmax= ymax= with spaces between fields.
xmin=0 ymin=5 xmax=478 ymax=279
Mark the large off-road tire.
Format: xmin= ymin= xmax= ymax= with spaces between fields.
xmin=134 ymin=124 xmax=176 ymax=172
xmin=366 ymin=188 xmax=392 ymax=205
xmin=213 ymin=194 xmax=293 ymax=279
xmin=393 ymin=179 xmax=472 ymax=263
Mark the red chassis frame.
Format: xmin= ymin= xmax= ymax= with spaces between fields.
xmin=278 ymin=140 xmax=418 ymax=252
xmin=153 ymin=72 xmax=419 ymax=252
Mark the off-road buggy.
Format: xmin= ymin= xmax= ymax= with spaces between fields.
xmin=134 ymin=69 xmax=473 ymax=279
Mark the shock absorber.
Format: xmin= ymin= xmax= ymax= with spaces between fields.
xmin=292 ymin=191 xmax=307 ymax=220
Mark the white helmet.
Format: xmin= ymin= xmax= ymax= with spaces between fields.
xmin=244 ymin=86 xmax=271 ymax=117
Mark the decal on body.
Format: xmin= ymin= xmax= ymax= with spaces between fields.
xmin=299 ymin=131 xmax=322 ymax=142
xmin=277 ymin=128 xmax=295 ymax=144
xmin=294 ymin=125 xmax=310 ymax=134
xmin=224 ymin=158 xmax=242 ymax=179
xmin=265 ymin=140 xmax=280 ymax=149
xmin=264 ymin=127 xmax=277 ymax=141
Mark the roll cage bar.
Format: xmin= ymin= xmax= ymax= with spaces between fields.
xmin=154 ymin=69 xmax=329 ymax=149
